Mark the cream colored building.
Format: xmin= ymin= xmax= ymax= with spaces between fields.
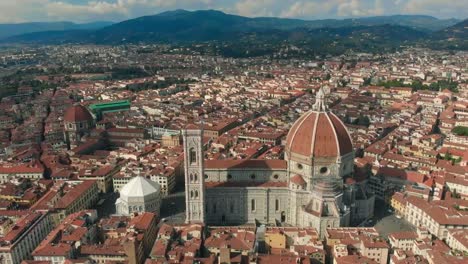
xmin=0 ymin=212 xmax=53 ymax=264
xmin=0 ymin=162 xmax=44 ymax=184
xmin=150 ymin=169 xmax=176 ymax=196
xmin=30 ymin=180 xmax=99 ymax=225
xmin=326 ymin=228 xmax=389 ymax=264
xmin=445 ymin=229 xmax=468 ymax=253
xmin=445 ymin=175 xmax=468 ymax=200
xmin=113 ymin=176 xmax=132 ymax=192
xmin=404 ymin=196 xmax=468 ymax=239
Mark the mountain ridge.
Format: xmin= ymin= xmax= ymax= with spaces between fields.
xmin=1 ymin=10 xmax=466 ymax=55
xmin=0 ymin=21 xmax=114 ymax=40
xmin=427 ymin=19 xmax=468 ymax=50
xmin=0 ymin=10 xmax=461 ymax=41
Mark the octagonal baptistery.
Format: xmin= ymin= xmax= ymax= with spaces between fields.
xmin=115 ymin=176 xmax=162 ymax=216
xmin=285 ymin=89 xmax=354 ymax=189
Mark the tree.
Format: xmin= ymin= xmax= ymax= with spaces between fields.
xmin=353 ymin=115 xmax=371 ymax=127
xmin=363 ymin=78 xmax=372 ymax=86
xmin=452 ymin=126 xmax=468 ymax=136
xmin=444 ymin=152 xmax=453 ymax=161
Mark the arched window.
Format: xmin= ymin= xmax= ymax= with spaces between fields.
xmin=189 ymin=174 xmax=193 ymax=182
xmin=193 ymin=174 xmax=198 ymax=182
xmin=275 ymin=199 xmax=279 ymax=211
xmin=190 ymin=190 xmax=194 ymax=198
xmin=195 ymin=190 xmax=199 ymax=198
xmin=189 ymin=148 xmax=197 ymax=164
xmin=251 ymin=199 xmax=256 ymax=212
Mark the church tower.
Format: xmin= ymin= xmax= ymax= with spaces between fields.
xmin=182 ymin=125 xmax=206 ymax=224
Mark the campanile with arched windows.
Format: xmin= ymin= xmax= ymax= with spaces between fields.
xmin=182 ymin=124 xmax=206 ymax=224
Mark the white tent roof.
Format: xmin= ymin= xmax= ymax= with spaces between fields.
xmin=120 ymin=176 xmax=161 ymax=198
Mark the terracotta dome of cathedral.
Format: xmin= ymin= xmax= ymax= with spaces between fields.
xmin=285 ymin=88 xmax=353 ymax=158
xmin=64 ymin=105 xmax=93 ymax=123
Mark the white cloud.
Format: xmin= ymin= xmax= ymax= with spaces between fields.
xmin=0 ymin=0 xmax=464 ymax=23
xmin=0 ymin=0 xmax=49 ymax=23
xmin=0 ymin=0 xmax=219 ymax=23
xmin=45 ymin=1 xmax=129 ymax=21
xmin=403 ymin=0 xmax=468 ymax=18
xmin=280 ymin=0 xmax=388 ymax=19
xmin=235 ymin=0 xmax=276 ymax=17
xmin=280 ymin=0 xmax=337 ymax=18
xmin=337 ymin=0 xmax=385 ymax=17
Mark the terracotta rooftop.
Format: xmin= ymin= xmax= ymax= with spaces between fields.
xmin=64 ymin=105 xmax=93 ymax=123
xmin=290 ymin=174 xmax=306 ymax=186
xmin=285 ymin=111 xmax=353 ymax=158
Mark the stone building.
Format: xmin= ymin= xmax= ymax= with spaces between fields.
xmin=115 ymin=176 xmax=162 ymax=216
xmin=0 ymin=212 xmax=53 ymax=264
xmin=63 ymin=104 xmax=94 ymax=149
xmin=183 ymin=88 xmax=375 ymax=237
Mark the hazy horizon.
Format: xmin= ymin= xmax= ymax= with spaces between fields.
xmin=0 ymin=0 xmax=466 ymax=24
xmin=0 ymin=9 xmax=464 ymax=25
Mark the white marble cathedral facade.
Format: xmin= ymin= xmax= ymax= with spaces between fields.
xmin=183 ymin=88 xmax=374 ymax=237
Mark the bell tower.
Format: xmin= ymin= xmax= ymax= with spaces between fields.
xmin=182 ymin=125 xmax=205 ymax=224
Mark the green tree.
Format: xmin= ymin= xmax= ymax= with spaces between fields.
xmin=452 ymin=126 xmax=468 ymax=136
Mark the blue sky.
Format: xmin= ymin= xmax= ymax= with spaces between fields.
xmin=1 ymin=0 xmax=466 ymax=23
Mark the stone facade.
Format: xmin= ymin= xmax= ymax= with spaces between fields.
xmin=182 ymin=126 xmax=205 ymax=223
xmin=184 ymin=88 xmax=374 ymax=237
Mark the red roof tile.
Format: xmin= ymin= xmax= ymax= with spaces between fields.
xmin=290 ymin=174 xmax=306 ymax=186
xmin=64 ymin=105 xmax=93 ymax=123
xmin=285 ymin=111 xmax=353 ymax=158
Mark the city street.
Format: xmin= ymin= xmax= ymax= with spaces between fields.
xmin=96 ymin=192 xmax=118 ymax=218
xmin=375 ymin=214 xmax=415 ymax=238
xmin=372 ymin=199 xmax=414 ymax=237
xmin=160 ymin=190 xmax=186 ymax=225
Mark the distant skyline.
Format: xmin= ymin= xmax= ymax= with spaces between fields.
xmin=0 ymin=0 xmax=466 ymax=23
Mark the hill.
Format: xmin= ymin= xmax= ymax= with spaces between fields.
xmin=427 ymin=19 xmax=468 ymax=50
xmin=337 ymin=15 xmax=459 ymax=32
xmin=434 ymin=19 xmax=468 ymax=40
xmin=4 ymin=10 xmax=441 ymax=44
xmin=3 ymin=10 xmax=465 ymax=57
xmin=88 ymin=11 xmax=458 ymax=43
xmin=0 ymin=21 xmax=113 ymax=40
